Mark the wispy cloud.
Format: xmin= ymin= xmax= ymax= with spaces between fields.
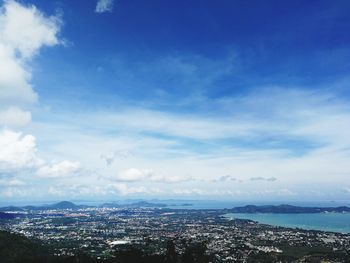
xmin=100 ymin=150 xmax=133 ymax=166
xmin=0 ymin=178 xmax=26 ymax=187
xmin=111 ymin=168 xmax=191 ymax=184
xmin=95 ymin=0 xmax=114 ymax=13
xmin=28 ymin=86 xmax=350 ymax=198
xmin=250 ymin=177 xmax=277 ymax=182
xmin=73 ymin=87 xmax=350 ymax=157
xmin=218 ymin=175 xmax=237 ymax=182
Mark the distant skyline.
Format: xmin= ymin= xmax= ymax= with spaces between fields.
xmin=1 ymin=0 xmax=350 ymax=202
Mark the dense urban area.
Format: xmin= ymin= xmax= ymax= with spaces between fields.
xmin=1 ymin=201 xmax=350 ymax=262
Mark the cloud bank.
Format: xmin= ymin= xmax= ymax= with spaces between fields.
xmin=0 ymin=129 xmax=81 ymax=179
xmin=0 ymin=1 xmax=80 ymax=183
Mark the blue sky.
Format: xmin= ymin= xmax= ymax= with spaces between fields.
xmin=34 ymin=0 xmax=350 ymax=104
xmin=1 ymin=0 xmax=350 ymax=203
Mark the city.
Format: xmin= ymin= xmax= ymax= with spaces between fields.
xmin=1 ymin=201 xmax=350 ymax=262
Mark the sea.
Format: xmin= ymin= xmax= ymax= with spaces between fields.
xmin=168 ymin=200 xmax=350 ymax=234
xmin=149 ymin=199 xmax=350 ymax=234
xmin=224 ymin=212 xmax=350 ymax=234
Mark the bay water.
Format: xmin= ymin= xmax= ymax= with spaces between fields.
xmin=225 ymin=212 xmax=350 ymax=234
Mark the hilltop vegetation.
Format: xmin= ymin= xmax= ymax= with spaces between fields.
xmin=0 ymin=230 xmax=210 ymax=263
xmin=0 ymin=230 xmax=47 ymax=263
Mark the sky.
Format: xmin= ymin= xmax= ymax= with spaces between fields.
xmin=1 ymin=0 xmax=350 ymax=203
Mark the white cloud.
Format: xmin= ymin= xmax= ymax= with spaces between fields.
xmin=116 ymin=168 xmax=152 ymax=182
xmin=0 ymin=186 xmax=29 ymax=198
xmin=109 ymin=183 xmax=148 ymax=196
xmin=0 ymin=3 xmax=79 ymax=184
xmin=0 ymin=44 xmax=37 ymax=106
xmin=250 ymin=177 xmax=277 ymax=182
xmin=0 ymin=0 xmax=61 ymax=107
xmin=47 ymin=186 xmax=63 ymax=196
xmin=0 ymin=128 xmax=81 ymax=182
xmin=0 ymin=129 xmax=43 ymax=172
xmin=0 ymin=107 xmax=31 ymax=127
xmin=0 ymin=0 xmax=61 ymax=58
xmin=47 ymin=184 xmax=107 ymax=197
xmin=95 ymin=0 xmax=113 ymax=13
xmin=0 ymin=178 xmax=25 ymax=186
xmin=150 ymin=174 xmax=190 ymax=184
xmin=36 ymin=160 xmax=81 ymax=178
xmin=114 ymin=168 xmax=190 ymax=183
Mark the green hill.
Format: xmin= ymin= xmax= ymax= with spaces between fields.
xmin=0 ymin=230 xmax=47 ymax=263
